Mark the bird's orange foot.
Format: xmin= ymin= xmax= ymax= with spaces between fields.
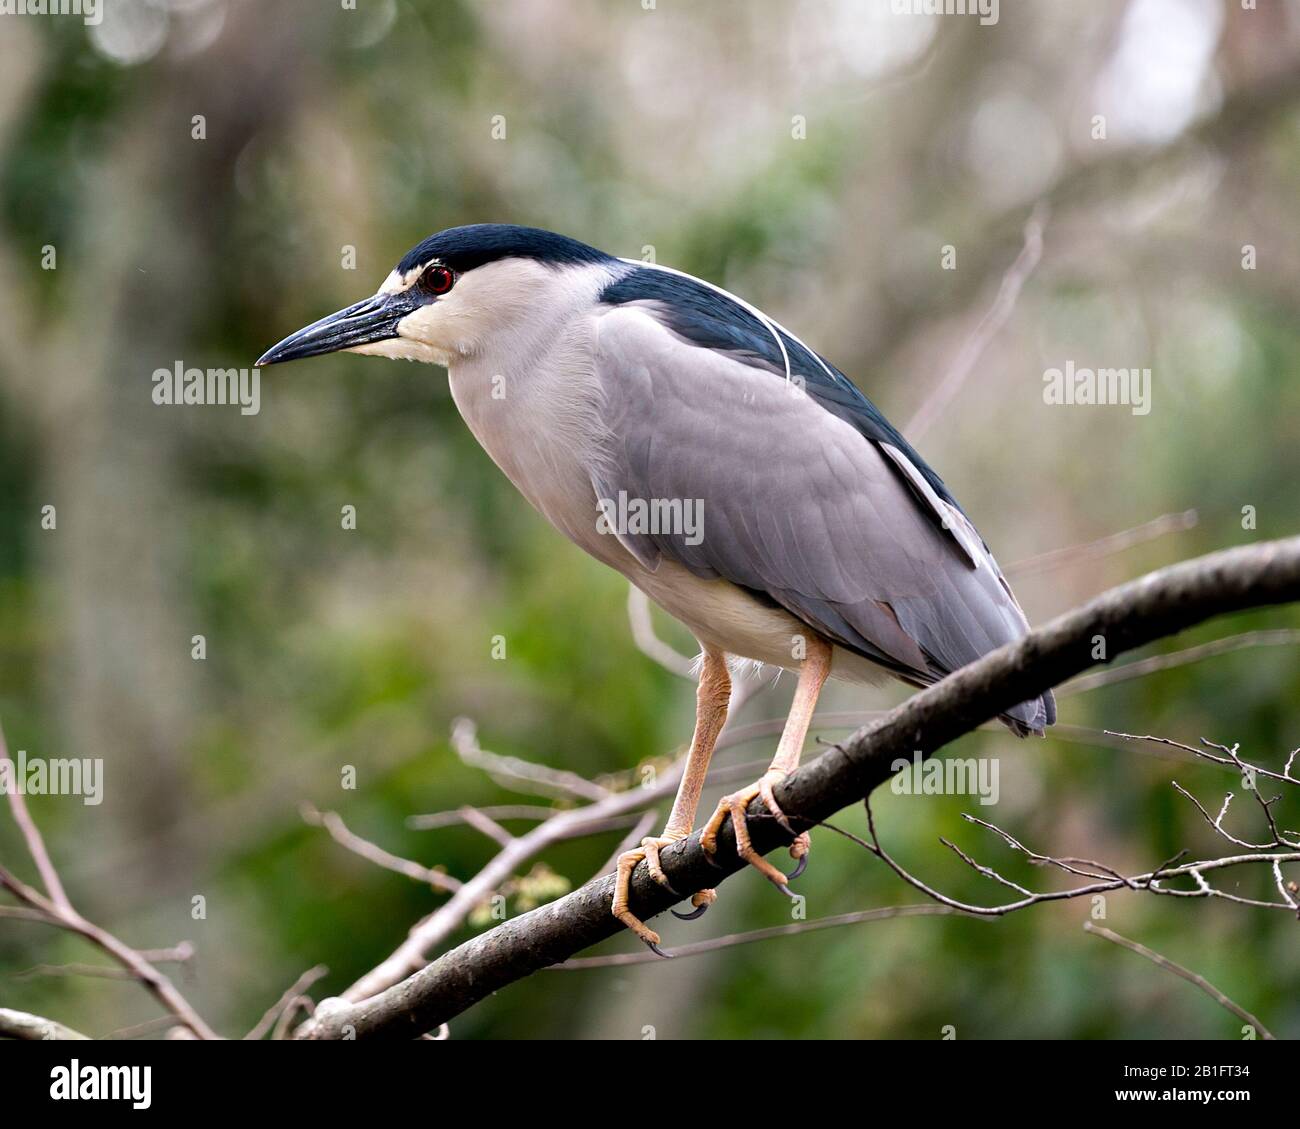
xmin=700 ymin=771 xmax=809 ymax=895
xmin=611 ymin=834 xmax=699 ymax=956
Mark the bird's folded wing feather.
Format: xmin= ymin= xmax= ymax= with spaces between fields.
xmin=591 ymin=305 xmax=1052 ymax=731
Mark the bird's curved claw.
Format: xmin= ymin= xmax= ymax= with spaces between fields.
xmin=784 ymin=831 xmax=812 ymax=884
xmin=671 ymin=889 xmax=716 ymax=920
xmin=645 ymin=940 xmax=675 ymax=959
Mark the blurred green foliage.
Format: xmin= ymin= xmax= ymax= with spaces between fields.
xmin=0 ymin=0 xmax=1297 ymax=1040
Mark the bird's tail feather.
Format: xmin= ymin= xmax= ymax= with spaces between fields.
xmin=1000 ymin=688 xmax=1057 ymax=738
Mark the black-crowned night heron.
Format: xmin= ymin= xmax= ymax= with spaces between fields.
xmin=258 ymin=224 xmax=1055 ymax=954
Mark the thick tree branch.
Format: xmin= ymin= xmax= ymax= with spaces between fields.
xmin=0 ymin=1008 xmax=91 ymax=1042
xmin=297 ymin=536 xmax=1300 ymax=1040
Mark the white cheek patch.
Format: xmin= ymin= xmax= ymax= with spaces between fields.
xmin=377 ymin=264 xmax=427 ymax=295
xmin=396 ymin=303 xmax=440 ymax=338
xmin=394 ymin=304 xmax=467 ymax=363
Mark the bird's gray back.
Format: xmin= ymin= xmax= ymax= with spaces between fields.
xmin=589 ymin=300 xmax=1054 ymax=733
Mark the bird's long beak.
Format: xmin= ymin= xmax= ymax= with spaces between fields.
xmin=256 ymin=291 xmax=420 ymax=367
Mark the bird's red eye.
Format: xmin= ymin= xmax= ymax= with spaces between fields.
xmin=423 ymin=265 xmax=455 ymax=295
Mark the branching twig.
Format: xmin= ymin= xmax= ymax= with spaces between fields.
xmin=273 ymin=995 xmax=317 ymax=1042
xmin=830 ymin=800 xmax=1296 ymax=917
xmin=338 ymin=739 xmax=771 ymax=1002
xmin=295 ymin=536 xmax=1300 ymax=1039
xmin=245 ymin=965 xmax=329 ymax=1041
xmin=456 ymin=807 xmax=517 ymax=849
xmin=1108 ymin=731 xmax=1300 ymax=788
xmin=301 ymin=803 xmax=462 ymax=893
xmin=0 ymin=723 xmax=218 ymax=1040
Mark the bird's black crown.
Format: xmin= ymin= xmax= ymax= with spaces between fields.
xmin=397 ymin=224 xmax=615 ymax=276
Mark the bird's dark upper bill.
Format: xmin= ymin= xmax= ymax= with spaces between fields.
xmin=256 ymin=292 xmax=419 ymax=367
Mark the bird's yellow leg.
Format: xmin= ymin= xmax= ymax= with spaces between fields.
xmin=612 ymin=647 xmax=730 ymax=951
xmin=701 ymin=635 xmax=832 ymax=891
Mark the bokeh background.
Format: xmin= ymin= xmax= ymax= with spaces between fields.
xmin=1 ymin=0 xmax=1299 ymax=1040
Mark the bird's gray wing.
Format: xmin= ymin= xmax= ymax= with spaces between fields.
xmin=590 ymin=305 xmax=1053 ymax=733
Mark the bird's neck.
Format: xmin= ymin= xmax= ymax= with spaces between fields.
xmin=447 ymin=320 xmax=611 ymax=549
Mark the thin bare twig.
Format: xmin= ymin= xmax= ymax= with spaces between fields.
xmin=342 ymin=624 xmax=782 ymax=1002
xmin=627 ymin=584 xmax=696 ymax=679
xmin=273 ymin=995 xmax=316 ymax=1041
xmin=1083 ymin=923 xmax=1275 ymax=1040
xmin=341 ymin=731 xmax=770 ymax=1002
xmin=13 ymin=962 xmax=146 ymax=982
xmin=0 ymin=905 xmax=59 ymax=925
xmin=0 ymin=720 xmax=73 ymax=913
xmin=905 ymin=201 xmax=1048 ymax=441
xmin=827 ymin=799 xmax=1299 ymax=917
xmin=455 ymin=807 xmax=517 ymax=849
xmin=450 ymin=717 xmax=611 ymax=802
xmin=628 ymin=585 xmax=774 ymax=719
xmin=407 ymin=805 xmax=558 ymax=831
xmin=338 ymin=777 xmax=666 ymax=1001
xmin=102 ymin=1015 xmax=189 ymax=1041
xmin=1061 ymin=629 xmax=1300 ymax=697
xmin=245 ymin=965 xmax=329 ymax=1041
xmin=1172 ymin=783 xmax=1275 ymax=852
xmin=0 ymin=723 xmax=218 ymax=1040
xmin=1007 ymin=509 xmax=1198 ymax=578
xmin=1108 ymin=731 xmax=1300 ymax=788
xmin=553 ymin=904 xmax=966 ymax=969
xmin=300 ymin=804 xmax=461 ymax=893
